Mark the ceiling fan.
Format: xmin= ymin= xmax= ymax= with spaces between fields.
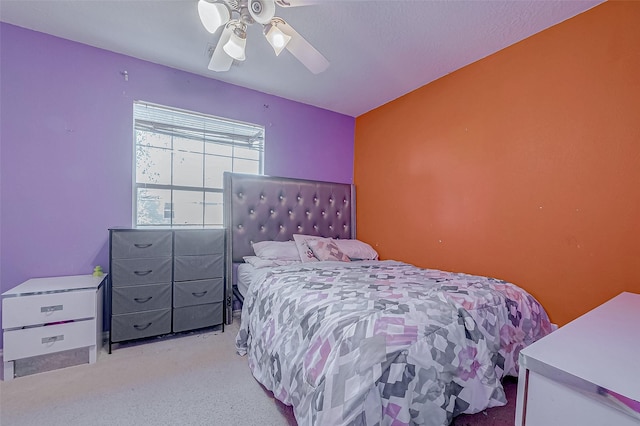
xmin=197 ymin=0 xmax=329 ymax=74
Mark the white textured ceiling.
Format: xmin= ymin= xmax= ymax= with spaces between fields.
xmin=0 ymin=0 xmax=603 ymax=117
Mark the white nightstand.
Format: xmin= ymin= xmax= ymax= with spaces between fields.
xmin=515 ymin=292 xmax=640 ymax=425
xmin=2 ymin=274 xmax=106 ymax=381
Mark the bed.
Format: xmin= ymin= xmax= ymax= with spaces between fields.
xmin=223 ymin=172 xmax=553 ymax=426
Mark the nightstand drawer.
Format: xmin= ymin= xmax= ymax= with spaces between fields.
xmin=111 ymin=257 xmax=172 ymax=286
xmin=173 ymin=278 xmax=224 ymax=308
xmin=111 ymin=230 xmax=172 ymax=259
xmin=174 ymin=254 xmax=223 ymax=281
xmin=112 ymin=283 xmax=171 ymax=314
xmin=3 ymin=320 xmax=96 ymax=361
xmin=111 ymin=309 xmax=171 ymax=342
xmin=174 ymin=230 xmax=224 ymax=255
xmin=2 ymin=290 xmax=96 ymax=329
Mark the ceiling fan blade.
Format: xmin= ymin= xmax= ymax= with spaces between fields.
xmin=275 ymin=0 xmax=323 ymax=7
xmin=278 ymin=20 xmax=329 ymax=74
xmin=208 ymin=25 xmax=234 ymax=72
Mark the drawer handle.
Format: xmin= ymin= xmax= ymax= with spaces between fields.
xmin=133 ymin=296 xmax=153 ymax=303
xmin=134 ymin=270 xmax=153 ymax=276
xmin=133 ymin=322 xmax=152 ymax=331
xmin=41 ymin=305 xmax=63 ymax=313
xmin=134 ymin=243 xmax=153 ymax=249
xmin=42 ymin=335 xmax=64 ymax=344
xmin=192 ymin=291 xmax=208 ymax=298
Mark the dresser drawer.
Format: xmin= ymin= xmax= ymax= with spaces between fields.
xmin=112 ymin=283 xmax=171 ymax=314
xmin=173 ymin=302 xmax=223 ymax=333
xmin=174 ymin=230 xmax=224 ymax=255
xmin=111 ymin=230 xmax=173 ymax=259
xmin=3 ymin=320 xmax=96 ymax=361
xmin=111 ymin=257 xmax=172 ymax=286
xmin=111 ymin=309 xmax=171 ymax=342
xmin=174 ymin=254 xmax=223 ymax=281
xmin=173 ymin=278 xmax=224 ymax=308
xmin=2 ymin=290 xmax=96 ymax=329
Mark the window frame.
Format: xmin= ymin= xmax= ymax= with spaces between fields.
xmin=132 ymin=101 xmax=264 ymax=228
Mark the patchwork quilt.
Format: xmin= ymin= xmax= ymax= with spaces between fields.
xmin=236 ymin=260 xmax=553 ymax=426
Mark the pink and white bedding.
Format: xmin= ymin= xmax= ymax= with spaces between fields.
xmin=236 ymin=260 xmax=553 ymax=426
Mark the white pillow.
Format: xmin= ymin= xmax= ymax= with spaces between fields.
xmin=251 ymin=240 xmax=299 ymax=260
xmin=243 ymin=256 xmax=300 ymax=268
xmin=292 ymin=234 xmax=328 ymax=262
xmin=334 ymin=239 xmax=379 ymax=260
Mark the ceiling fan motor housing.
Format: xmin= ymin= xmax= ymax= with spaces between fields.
xmin=248 ymin=0 xmax=275 ymax=24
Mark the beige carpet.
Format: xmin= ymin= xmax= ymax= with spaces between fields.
xmin=1 ymin=314 xmax=518 ymax=426
xmin=0 ymin=314 xmax=295 ymax=426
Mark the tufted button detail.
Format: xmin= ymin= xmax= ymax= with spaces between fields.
xmin=238 ymin=192 xmax=243 ymax=198
xmin=260 ymin=194 xmax=265 ymax=200
xmin=313 ymin=225 xmax=318 ymax=230
xmin=297 ymin=225 xmax=302 ymax=230
xmin=260 ymin=225 xmax=265 ymax=231
xmin=343 ymin=224 xmax=347 ymax=229
xmin=288 ymin=210 xmax=292 ymax=215
xmin=279 ymin=195 xmax=284 ymax=201
xmin=249 ymin=209 xmax=254 ymax=214
xmin=329 ymin=225 xmax=333 ymax=230
xmin=279 ymin=224 xmax=284 ymax=229
xmin=343 ymin=199 xmax=347 ymax=204
xmin=297 ymin=195 xmax=301 ymax=201
xmin=270 ymin=209 xmax=275 ymax=215
xmin=321 ymin=211 xmax=326 ymax=216
xmin=238 ymin=224 xmax=243 ymax=229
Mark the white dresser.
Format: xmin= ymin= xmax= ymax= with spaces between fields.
xmin=2 ymin=274 xmax=105 ymax=381
xmin=515 ymin=292 xmax=640 ymax=425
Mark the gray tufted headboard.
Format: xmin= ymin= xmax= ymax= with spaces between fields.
xmin=222 ymin=172 xmax=356 ymax=323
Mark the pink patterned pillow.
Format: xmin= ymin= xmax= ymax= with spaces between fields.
xmin=292 ymin=234 xmax=322 ymax=262
xmin=307 ymin=238 xmax=351 ymax=262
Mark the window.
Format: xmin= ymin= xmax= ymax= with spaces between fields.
xmin=134 ymin=101 xmax=264 ymax=228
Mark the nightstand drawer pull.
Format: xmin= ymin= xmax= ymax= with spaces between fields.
xmin=42 ymin=335 xmax=64 ymax=344
xmin=192 ymin=291 xmax=208 ymax=298
xmin=134 ymin=243 xmax=153 ymax=249
xmin=133 ymin=296 xmax=153 ymax=303
xmin=133 ymin=322 xmax=153 ymax=331
xmin=133 ymin=270 xmax=153 ymax=276
xmin=41 ymin=304 xmax=63 ymax=313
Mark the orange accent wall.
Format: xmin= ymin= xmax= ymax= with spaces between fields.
xmin=354 ymin=1 xmax=640 ymax=326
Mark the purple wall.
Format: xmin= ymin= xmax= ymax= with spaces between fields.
xmin=0 ymin=23 xmax=355 ymax=346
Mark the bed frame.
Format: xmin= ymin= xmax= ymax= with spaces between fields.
xmin=222 ymin=172 xmax=356 ymax=324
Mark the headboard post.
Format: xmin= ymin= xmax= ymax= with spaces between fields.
xmin=223 ymin=172 xmax=234 ymax=324
xmin=223 ymin=172 xmax=356 ymax=324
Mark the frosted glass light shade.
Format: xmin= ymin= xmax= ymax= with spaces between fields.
xmin=223 ymin=31 xmax=247 ymax=61
xmin=265 ymin=24 xmax=292 ymax=56
xmin=198 ymin=0 xmax=230 ymax=33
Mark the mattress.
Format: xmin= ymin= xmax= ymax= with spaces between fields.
xmin=236 ymin=262 xmax=273 ymax=299
xmin=236 ymin=263 xmax=255 ymax=298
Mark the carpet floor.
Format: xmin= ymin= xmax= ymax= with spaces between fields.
xmin=0 ymin=314 xmax=517 ymax=425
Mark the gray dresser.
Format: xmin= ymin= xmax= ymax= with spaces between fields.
xmin=108 ymin=229 xmax=225 ymax=352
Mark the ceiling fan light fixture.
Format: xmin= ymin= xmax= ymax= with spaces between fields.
xmin=265 ymin=23 xmax=292 ymax=56
xmin=223 ymin=26 xmax=247 ymax=61
xmin=198 ymin=0 xmax=230 ymax=34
